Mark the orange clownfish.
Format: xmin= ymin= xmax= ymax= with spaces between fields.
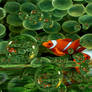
xmin=42 ymin=38 xmax=85 ymax=56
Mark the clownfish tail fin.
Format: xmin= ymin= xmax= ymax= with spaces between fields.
xmin=77 ymin=46 xmax=86 ymax=52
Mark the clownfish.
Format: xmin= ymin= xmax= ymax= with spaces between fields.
xmin=42 ymin=38 xmax=85 ymax=56
xmin=42 ymin=38 xmax=92 ymax=73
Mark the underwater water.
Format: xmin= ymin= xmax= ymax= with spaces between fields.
xmin=0 ymin=0 xmax=92 ymax=92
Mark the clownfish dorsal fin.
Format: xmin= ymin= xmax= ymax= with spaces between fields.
xmin=49 ymin=40 xmax=57 ymax=49
xmin=63 ymin=38 xmax=72 ymax=42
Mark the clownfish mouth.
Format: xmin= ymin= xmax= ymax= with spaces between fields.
xmin=42 ymin=42 xmax=48 ymax=47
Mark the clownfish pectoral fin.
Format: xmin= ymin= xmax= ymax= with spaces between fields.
xmin=63 ymin=38 xmax=72 ymax=42
xmin=54 ymin=48 xmax=65 ymax=56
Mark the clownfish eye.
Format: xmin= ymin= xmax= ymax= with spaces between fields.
xmin=48 ymin=43 xmax=51 ymax=45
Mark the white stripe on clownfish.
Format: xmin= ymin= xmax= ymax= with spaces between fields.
xmin=49 ymin=40 xmax=73 ymax=51
xmin=63 ymin=41 xmax=72 ymax=51
xmin=49 ymin=40 xmax=57 ymax=49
